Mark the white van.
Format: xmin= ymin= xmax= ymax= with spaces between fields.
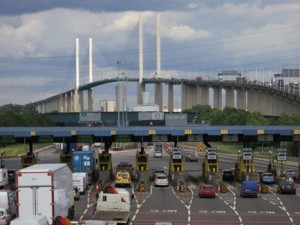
xmin=0 ymin=190 xmax=17 ymax=217
xmin=72 ymin=172 xmax=88 ymax=194
xmin=10 ymin=215 xmax=49 ymax=225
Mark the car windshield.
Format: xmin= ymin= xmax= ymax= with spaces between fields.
xmin=283 ymin=180 xmax=294 ymax=185
xmin=202 ymin=185 xmax=213 ymax=190
xmin=263 ymin=173 xmax=272 ymax=177
xmin=0 ymin=211 xmax=4 ymax=216
xmin=157 ymin=175 xmax=167 ymax=179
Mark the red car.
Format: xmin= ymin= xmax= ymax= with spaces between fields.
xmin=185 ymin=155 xmax=198 ymax=162
xmin=198 ymin=184 xmax=216 ymax=198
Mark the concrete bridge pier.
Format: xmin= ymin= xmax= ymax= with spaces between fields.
xmin=137 ymin=83 xmax=146 ymax=105
xmin=168 ymin=84 xmax=173 ymax=112
xmin=155 ymin=83 xmax=163 ymax=111
xmin=213 ymin=87 xmax=222 ymax=109
xmin=236 ymin=89 xmax=247 ymax=111
xmin=88 ymin=89 xmax=94 ymax=111
xmin=225 ymin=87 xmax=234 ymax=108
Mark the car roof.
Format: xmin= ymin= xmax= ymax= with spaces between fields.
xmin=156 ymin=174 xmax=167 ymax=178
xmin=201 ymin=184 xmax=213 ymax=187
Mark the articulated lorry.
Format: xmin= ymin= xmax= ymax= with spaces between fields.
xmin=16 ymin=164 xmax=74 ymax=225
xmin=72 ymin=150 xmax=97 ymax=184
xmin=91 ymin=185 xmax=130 ymax=225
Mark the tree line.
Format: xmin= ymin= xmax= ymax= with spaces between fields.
xmin=183 ymin=105 xmax=300 ymax=125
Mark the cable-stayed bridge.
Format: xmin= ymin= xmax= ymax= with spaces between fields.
xmin=23 ymin=16 xmax=300 ymax=117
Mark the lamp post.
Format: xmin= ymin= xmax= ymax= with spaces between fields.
xmin=268 ymin=150 xmax=272 ymax=173
xmin=116 ymin=60 xmax=122 ymax=127
xmin=0 ymin=151 xmax=3 ymax=168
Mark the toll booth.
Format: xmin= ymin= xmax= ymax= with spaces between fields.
xmin=169 ymin=147 xmax=184 ymax=181
xmin=98 ymin=151 xmax=113 ymax=183
xmin=59 ymin=142 xmax=75 ymax=169
xmin=21 ymin=154 xmax=36 ymax=168
xmin=202 ymin=147 xmax=221 ymax=182
xmin=275 ymin=148 xmax=287 ymax=181
xmin=237 ymin=148 xmax=259 ymax=182
xmin=136 ymin=146 xmax=149 ymax=181
xmin=60 ymin=152 xmax=72 ymax=169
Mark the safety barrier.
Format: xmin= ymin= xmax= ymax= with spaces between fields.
xmin=177 ymin=180 xmax=186 ymax=192
xmin=260 ymin=185 xmax=269 ymax=194
xmin=219 ymin=183 xmax=227 ymax=193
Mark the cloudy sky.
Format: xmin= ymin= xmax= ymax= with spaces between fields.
xmin=1 ymin=0 xmax=300 ymax=110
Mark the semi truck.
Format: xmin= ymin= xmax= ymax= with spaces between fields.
xmin=72 ymin=150 xmax=96 ymax=184
xmin=92 ymin=185 xmax=130 ymax=225
xmin=16 ymin=164 xmax=74 ymax=225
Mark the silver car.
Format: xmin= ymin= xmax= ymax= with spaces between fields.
xmin=154 ymin=174 xmax=169 ymax=187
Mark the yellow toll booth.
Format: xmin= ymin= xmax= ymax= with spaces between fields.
xmin=136 ymin=151 xmax=148 ymax=172
xmin=237 ymin=148 xmax=257 ymax=182
xmin=98 ymin=152 xmax=112 ymax=171
xmin=203 ymin=147 xmax=220 ymax=182
xmin=60 ymin=152 xmax=72 ymax=169
xmin=21 ymin=154 xmax=36 ymax=168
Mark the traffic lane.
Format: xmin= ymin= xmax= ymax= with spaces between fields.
xmin=269 ymin=186 xmax=300 ymax=224
xmin=132 ymin=186 xmax=188 ymax=225
xmin=187 ymin=183 xmax=240 ymax=225
xmin=235 ymin=190 xmax=292 ymax=225
xmin=75 ymin=185 xmax=98 ymax=221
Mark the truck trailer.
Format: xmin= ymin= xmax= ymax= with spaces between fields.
xmin=72 ymin=150 xmax=96 ymax=184
xmin=16 ymin=164 xmax=74 ymax=225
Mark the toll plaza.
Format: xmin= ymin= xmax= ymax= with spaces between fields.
xmin=237 ymin=148 xmax=259 ymax=182
xmin=202 ymin=147 xmax=221 ymax=183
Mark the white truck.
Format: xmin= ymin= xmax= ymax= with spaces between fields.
xmin=16 ymin=164 xmax=74 ymax=225
xmin=0 ymin=168 xmax=8 ymax=188
xmin=91 ymin=185 xmax=130 ymax=225
xmin=72 ymin=172 xmax=88 ymax=194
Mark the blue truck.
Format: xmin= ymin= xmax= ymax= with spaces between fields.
xmin=72 ymin=150 xmax=96 ymax=184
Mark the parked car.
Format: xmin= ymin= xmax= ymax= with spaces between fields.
xmin=0 ymin=208 xmax=12 ymax=225
xmin=286 ymin=169 xmax=297 ymax=179
xmin=240 ymin=181 xmax=258 ymax=198
xmin=222 ymin=169 xmax=234 ymax=181
xmin=154 ymin=174 xmax=169 ymax=187
xmin=198 ymin=184 xmax=216 ymax=198
xmin=277 ymin=177 xmax=296 ymax=194
xmin=185 ymin=155 xmax=198 ymax=162
xmin=260 ymin=172 xmax=275 ymax=184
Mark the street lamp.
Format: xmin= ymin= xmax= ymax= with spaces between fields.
xmin=268 ymin=150 xmax=272 ymax=173
xmin=0 ymin=151 xmax=3 ymax=168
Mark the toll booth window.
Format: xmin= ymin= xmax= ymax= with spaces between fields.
xmin=99 ymin=156 xmax=109 ymax=162
xmin=138 ymin=156 xmax=147 ymax=162
xmin=61 ymin=156 xmax=71 ymax=162
xmin=23 ymin=156 xmax=33 ymax=163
